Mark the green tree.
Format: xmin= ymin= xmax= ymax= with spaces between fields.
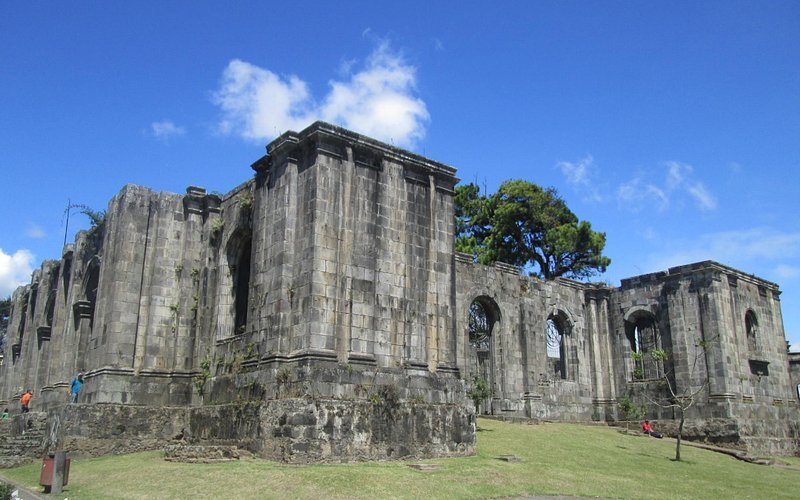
xmin=454 ymin=183 xmax=490 ymax=261
xmin=466 ymin=374 xmax=493 ymax=414
xmin=455 ymin=180 xmax=610 ymax=280
xmin=0 ymin=296 xmax=10 ymax=353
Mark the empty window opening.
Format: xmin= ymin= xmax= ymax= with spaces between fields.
xmin=749 ymin=359 xmax=769 ymax=377
xmin=233 ymin=238 xmax=252 ymax=334
xmin=546 ymin=317 xmax=567 ymax=380
xmin=468 ymin=301 xmax=492 ymax=351
xmin=84 ymin=263 xmax=100 ymax=327
xmin=626 ymin=313 xmax=661 ymax=380
xmin=467 ymin=297 xmax=499 ymax=415
xmin=745 ymin=310 xmax=758 ymax=352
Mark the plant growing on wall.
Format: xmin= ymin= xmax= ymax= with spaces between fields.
xmin=467 ymin=374 xmax=493 ymax=414
xmin=0 ymin=296 xmax=10 ymax=354
xmin=237 ymin=190 xmax=254 ymax=210
xmin=210 ymin=217 xmax=224 ymax=235
xmin=194 ymin=355 xmax=212 ymax=397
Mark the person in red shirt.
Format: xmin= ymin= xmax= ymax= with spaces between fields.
xmin=642 ymin=420 xmax=663 ymax=438
xmin=20 ymin=390 xmax=32 ymax=413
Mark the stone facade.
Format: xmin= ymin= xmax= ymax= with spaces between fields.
xmin=1 ymin=121 xmax=797 ymax=462
xmin=456 ymin=258 xmax=798 ymax=455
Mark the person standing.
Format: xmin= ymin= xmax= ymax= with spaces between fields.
xmin=20 ymin=390 xmax=32 ymax=413
xmin=70 ymin=372 xmax=84 ymax=403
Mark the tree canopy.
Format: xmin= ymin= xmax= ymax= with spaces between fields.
xmin=0 ymin=296 xmax=10 ymax=353
xmin=454 ymin=180 xmax=610 ymax=280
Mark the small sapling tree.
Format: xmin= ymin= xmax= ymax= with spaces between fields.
xmin=639 ymin=337 xmax=716 ymax=461
xmin=467 ymin=374 xmax=493 ymax=414
xmin=618 ymin=395 xmax=645 ymax=431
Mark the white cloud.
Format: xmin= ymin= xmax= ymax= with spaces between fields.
xmin=616 ymin=178 xmax=669 ymax=212
xmin=617 ymin=161 xmax=716 ymax=213
xmin=212 ymin=43 xmax=429 ymax=148
xmin=0 ymin=248 xmax=34 ymax=297
xmin=687 ymin=182 xmax=717 ymax=210
xmin=665 ymin=160 xmax=688 ymax=190
xmin=557 ymin=155 xmax=602 ymax=202
xmin=25 ymin=224 xmax=45 ymax=239
xmin=150 ymin=120 xmax=186 ymax=140
xmin=663 ymin=161 xmax=716 ymax=211
xmin=645 ymin=228 xmax=800 ymax=271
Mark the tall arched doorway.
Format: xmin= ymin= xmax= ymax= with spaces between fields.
xmin=467 ymin=296 xmax=500 ymax=414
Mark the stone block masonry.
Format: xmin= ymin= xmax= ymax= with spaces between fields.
xmin=1 ymin=121 xmax=797 ymax=463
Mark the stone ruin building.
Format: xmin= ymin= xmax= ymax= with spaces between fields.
xmin=1 ymin=121 xmax=797 ymax=466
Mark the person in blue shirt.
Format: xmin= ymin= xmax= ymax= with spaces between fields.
xmin=70 ymin=373 xmax=84 ymax=403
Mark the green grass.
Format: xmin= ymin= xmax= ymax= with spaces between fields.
xmin=1 ymin=419 xmax=797 ymax=499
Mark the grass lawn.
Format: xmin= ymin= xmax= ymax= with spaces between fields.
xmin=1 ymin=418 xmax=797 ymax=499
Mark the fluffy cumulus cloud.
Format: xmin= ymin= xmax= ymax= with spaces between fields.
xmin=150 ymin=120 xmax=186 ymax=140
xmin=0 ymin=248 xmax=34 ymax=297
xmin=616 ymin=161 xmax=716 ymax=212
xmin=212 ymin=43 xmax=429 ymax=148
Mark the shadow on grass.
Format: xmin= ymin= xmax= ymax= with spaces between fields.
xmin=476 ymin=426 xmax=494 ymax=432
xmin=669 ymin=458 xmax=696 ymax=465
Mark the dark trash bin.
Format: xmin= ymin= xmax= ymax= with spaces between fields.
xmin=40 ymin=452 xmax=70 ymax=493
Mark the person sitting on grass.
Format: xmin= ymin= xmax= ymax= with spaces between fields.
xmin=642 ymin=420 xmax=663 ymax=438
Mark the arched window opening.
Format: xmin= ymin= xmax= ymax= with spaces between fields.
xmin=468 ymin=301 xmax=492 ymax=350
xmin=467 ymin=297 xmax=499 ymax=415
xmin=232 ymin=238 xmax=252 ymax=334
xmin=626 ymin=313 xmax=660 ymax=380
xmin=546 ymin=316 xmax=567 ymax=380
xmin=745 ymin=310 xmax=758 ymax=352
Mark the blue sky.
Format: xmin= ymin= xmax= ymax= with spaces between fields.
xmin=2 ymin=2 xmax=799 ymax=349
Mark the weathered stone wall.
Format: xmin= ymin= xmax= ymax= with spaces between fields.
xmin=609 ymin=263 xmax=795 ymax=420
xmin=454 ymin=257 xmax=799 ymax=454
xmin=0 ymin=399 xmax=472 ymax=466
xmin=49 ymin=404 xmax=190 ymax=458
xmin=1 ymin=121 xmax=797 ymax=461
xmin=1 ymin=122 xmax=472 ymax=464
xmin=241 ymin=124 xmax=458 ymax=370
xmin=0 ymin=413 xmax=49 ymax=468
xmin=789 ymin=353 xmax=800 ymax=404
xmin=454 ymin=255 xmax=597 ymax=421
xmin=188 ymin=398 xmax=473 ymax=463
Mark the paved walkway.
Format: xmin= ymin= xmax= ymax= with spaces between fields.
xmin=0 ymin=472 xmax=47 ymax=500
